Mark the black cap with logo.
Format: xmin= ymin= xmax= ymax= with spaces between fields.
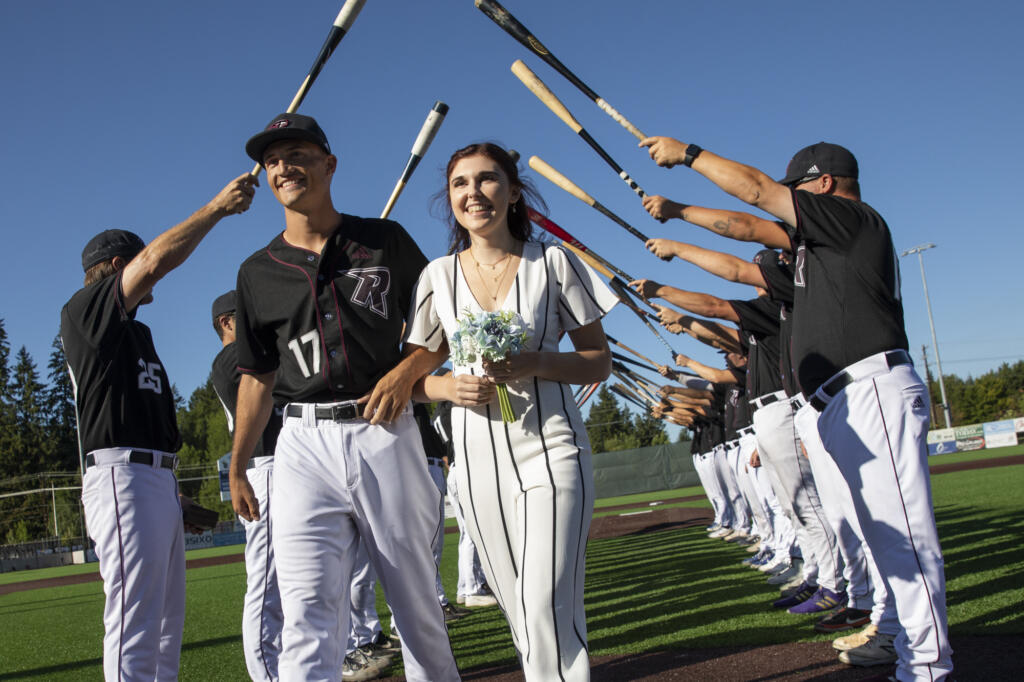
xmin=778 ymin=142 xmax=859 ymax=187
xmin=245 ymin=113 xmax=331 ymax=164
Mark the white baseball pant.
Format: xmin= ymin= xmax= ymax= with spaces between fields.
xmin=81 ymin=448 xmax=185 ymax=682
xmin=427 ymin=458 xmax=450 ymax=605
xmin=713 ymin=444 xmax=750 ymax=532
xmin=240 ymin=457 xmax=283 ymax=680
xmin=347 ymin=537 xmax=382 ymax=651
xmin=272 ymin=405 xmax=459 ymax=682
xmin=814 ymin=354 xmax=952 ymax=681
xmin=446 ymin=461 xmax=487 ymax=598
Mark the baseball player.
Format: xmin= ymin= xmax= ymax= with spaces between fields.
xmin=227 ymin=113 xmax=459 ymax=681
xmin=210 ymin=291 xmax=285 ymax=681
xmin=641 ymin=135 xmax=952 ymax=680
xmin=61 ymin=176 xmax=254 ymax=680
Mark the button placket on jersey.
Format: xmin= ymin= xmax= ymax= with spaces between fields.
xmin=316 ymin=253 xmax=347 ymax=393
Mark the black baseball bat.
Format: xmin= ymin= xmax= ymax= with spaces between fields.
xmin=474 ymin=0 xmax=646 ymax=140
xmin=250 ymin=0 xmax=367 ymax=177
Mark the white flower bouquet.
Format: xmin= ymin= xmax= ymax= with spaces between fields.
xmin=450 ymin=309 xmax=531 ymax=422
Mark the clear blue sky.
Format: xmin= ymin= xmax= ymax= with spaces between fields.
xmin=2 ymin=1 xmax=1021 ymax=431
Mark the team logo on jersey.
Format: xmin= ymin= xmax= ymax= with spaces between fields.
xmin=793 ymin=245 xmax=807 ymax=288
xmin=342 ymin=267 xmax=392 ymax=318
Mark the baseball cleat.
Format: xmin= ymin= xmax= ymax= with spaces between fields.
xmin=709 ymin=527 xmax=733 ymax=538
xmin=787 ymin=586 xmax=847 ymax=614
xmin=342 ymin=649 xmax=389 ymax=681
xmin=442 ymin=602 xmax=471 ymax=622
xmin=771 ymin=581 xmax=817 ymax=608
xmin=833 ymin=623 xmax=878 ymax=651
xmin=465 ymin=592 xmax=498 ymax=607
xmin=457 ymin=594 xmax=466 ymax=604
xmin=745 ymin=540 xmax=763 ymax=552
xmin=838 ymin=629 xmax=897 ymax=666
xmin=815 ymin=607 xmax=872 ymax=633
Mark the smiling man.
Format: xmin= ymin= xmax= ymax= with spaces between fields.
xmin=228 ymin=113 xmax=458 ymax=681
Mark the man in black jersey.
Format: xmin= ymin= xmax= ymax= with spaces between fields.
xmin=61 ymin=175 xmax=254 ymax=680
xmin=640 ymin=136 xmax=951 ymax=680
xmin=227 ymin=113 xmax=457 ymax=681
xmin=210 ymin=290 xmax=285 ymax=681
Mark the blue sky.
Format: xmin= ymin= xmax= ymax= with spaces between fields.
xmin=2 ymin=1 xmax=1021 ymax=431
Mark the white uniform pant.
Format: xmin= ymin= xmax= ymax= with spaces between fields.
xmin=427 ymin=459 xmax=450 ymax=605
xmin=752 ymin=400 xmax=843 ymax=590
xmin=240 ymin=457 xmax=283 ymax=681
xmin=713 ymin=444 xmax=750 ymax=531
xmin=81 ymin=451 xmax=185 ymax=682
xmin=735 ymin=434 xmax=771 ymax=541
xmin=814 ymin=357 xmax=952 ymax=681
xmin=272 ymin=407 xmax=459 ymax=682
xmin=447 ymin=461 xmax=487 ymax=597
xmin=693 ymin=452 xmax=727 ymax=526
xmin=749 ymin=461 xmax=796 ymax=557
xmin=347 ymin=538 xmax=382 ymax=651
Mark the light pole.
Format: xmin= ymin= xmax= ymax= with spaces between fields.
xmin=900 ymin=243 xmax=952 ymax=428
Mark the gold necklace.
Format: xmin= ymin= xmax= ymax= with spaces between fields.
xmin=468 ymin=248 xmax=515 ymax=302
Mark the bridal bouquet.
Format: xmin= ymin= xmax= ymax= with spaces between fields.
xmin=450 ymin=309 xmax=531 ymax=422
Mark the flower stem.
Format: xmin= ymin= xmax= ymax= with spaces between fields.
xmin=496 ymin=384 xmax=515 ymax=422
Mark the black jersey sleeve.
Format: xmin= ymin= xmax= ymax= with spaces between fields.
xmin=235 ymin=265 xmax=280 ymax=375
xmin=729 ymin=296 xmax=781 ymax=338
xmin=754 ymin=249 xmax=795 ymax=306
xmin=61 ymin=273 xmax=134 ymax=357
xmin=391 ymin=224 xmax=430 ymax=322
xmin=791 ymin=190 xmax=864 ymax=248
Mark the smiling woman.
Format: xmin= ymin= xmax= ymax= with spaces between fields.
xmin=405 ymin=142 xmax=618 ymax=681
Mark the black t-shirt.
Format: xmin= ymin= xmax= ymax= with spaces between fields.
xmin=60 ymin=272 xmax=181 ymax=461
xmin=729 ymin=296 xmax=782 ymax=399
xmin=235 ymin=215 xmax=429 ymax=403
xmin=786 ymin=190 xmax=908 ymax=396
xmin=755 ymin=249 xmax=799 ymax=397
xmin=413 ymin=403 xmax=446 ymax=461
xmin=210 ymin=342 xmax=282 ymax=458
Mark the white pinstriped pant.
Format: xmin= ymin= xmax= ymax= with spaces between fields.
xmin=240 ymin=457 xmax=283 ymax=681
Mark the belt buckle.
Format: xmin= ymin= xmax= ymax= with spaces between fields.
xmin=331 ymin=402 xmax=360 ymax=421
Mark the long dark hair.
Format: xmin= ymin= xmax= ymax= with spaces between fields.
xmin=433 ymin=142 xmax=546 ymax=255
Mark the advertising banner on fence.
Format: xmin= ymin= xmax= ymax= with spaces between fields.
xmin=983 ymin=420 xmax=1018 ymax=448
xmin=953 ymin=424 xmax=985 ymax=451
xmin=927 ymin=427 xmax=958 ymax=455
xmin=1015 ymin=417 xmax=1024 ymax=433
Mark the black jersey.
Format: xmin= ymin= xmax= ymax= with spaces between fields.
xmin=413 ymin=403 xmax=446 ymax=461
xmin=786 ymin=190 xmax=908 ymax=397
xmin=723 ymin=379 xmax=750 ymax=438
xmin=235 ymin=215 xmax=429 ymax=403
xmin=210 ymin=342 xmax=282 ymax=458
xmin=60 ymin=272 xmax=181 ymax=461
xmin=729 ymin=296 xmax=782 ymax=400
xmin=755 ymin=249 xmax=799 ymax=397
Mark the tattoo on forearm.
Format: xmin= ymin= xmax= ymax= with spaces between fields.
xmin=711 ymin=216 xmax=739 ymax=237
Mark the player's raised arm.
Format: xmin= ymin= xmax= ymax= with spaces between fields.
xmin=642 ymin=198 xmax=790 ymax=250
xmin=640 ymin=137 xmax=796 ymax=227
xmin=629 ymin=279 xmax=739 ymax=323
xmin=645 ymin=239 xmax=769 ymax=289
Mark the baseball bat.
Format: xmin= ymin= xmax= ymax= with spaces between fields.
xmin=250 ymin=0 xmax=367 ymax=177
xmin=606 ymin=333 xmax=668 ymax=371
xmin=380 ymin=101 xmax=450 ymax=219
xmin=610 ymin=350 xmax=660 ymax=375
xmin=474 ymin=0 xmax=646 ymax=140
xmin=610 ymin=384 xmax=648 ymax=409
xmin=528 ymin=156 xmax=649 ymax=242
xmin=576 ymin=382 xmax=601 ymax=408
xmin=608 ymin=278 xmax=681 ymax=362
xmin=512 ymin=61 xmax=647 ymax=198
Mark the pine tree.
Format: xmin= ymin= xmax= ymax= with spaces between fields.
xmin=0 ymin=319 xmax=14 ymax=478
xmin=44 ymin=335 xmax=79 ymax=472
xmin=8 ymin=347 xmax=47 ymax=476
xmin=584 ymin=385 xmax=630 ymax=453
xmin=632 ymin=410 xmax=669 ymax=447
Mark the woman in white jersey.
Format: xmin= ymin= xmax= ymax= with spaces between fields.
xmin=405 ymin=143 xmax=616 ymax=680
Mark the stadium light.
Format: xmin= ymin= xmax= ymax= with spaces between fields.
xmin=900 ymin=243 xmax=952 ymax=428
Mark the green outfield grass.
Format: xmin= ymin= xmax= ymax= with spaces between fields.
xmin=1 ymin=463 xmax=1021 ymax=679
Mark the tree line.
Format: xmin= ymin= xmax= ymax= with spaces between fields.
xmin=2 ymin=315 xmax=1020 ymax=544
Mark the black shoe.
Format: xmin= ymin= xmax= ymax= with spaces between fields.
xmin=368 ymin=630 xmax=401 ymax=653
xmin=814 ymin=606 xmax=872 ymax=632
xmin=442 ymin=602 xmax=471 ymax=622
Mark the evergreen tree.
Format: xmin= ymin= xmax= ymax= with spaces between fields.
xmin=8 ymin=347 xmax=47 ymax=476
xmin=44 ymin=335 xmax=79 ymax=472
xmin=632 ymin=411 xmax=669 ymax=447
xmin=0 ymin=320 xmax=14 ymax=478
xmin=584 ymin=385 xmax=630 ymax=453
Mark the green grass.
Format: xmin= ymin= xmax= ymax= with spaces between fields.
xmin=1 ymin=464 xmax=1021 ymax=679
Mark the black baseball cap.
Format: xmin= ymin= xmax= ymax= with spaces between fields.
xmin=211 ymin=290 xmax=236 ymax=322
xmin=81 ymin=229 xmax=145 ymax=272
xmin=778 ymin=142 xmax=859 ymax=186
xmin=245 ymin=113 xmax=331 ymax=163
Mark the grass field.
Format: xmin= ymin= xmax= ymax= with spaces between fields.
xmin=1 ymin=457 xmax=1021 ymax=679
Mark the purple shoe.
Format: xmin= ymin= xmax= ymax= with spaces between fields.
xmin=788 ymin=586 xmax=848 ymax=614
xmin=772 ymin=581 xmax=816 ymax=608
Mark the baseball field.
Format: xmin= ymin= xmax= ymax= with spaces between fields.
xmin=1 ymin=446 xmax=1021 ymax=681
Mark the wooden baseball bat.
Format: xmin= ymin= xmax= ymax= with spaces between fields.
xmin=528 ymin=155 xmax=648 ymax=242
xmin=512 ymin=60 xmax=647 ymax=198
xmin=606 ymin=333 xmax=664 ymax=370
xmin=608 ymin=278 xmax=681 ymax=361
xmin=381 ymin=101 xmax=449 ymax=219
xmin=250 ymin=0 xmax=367 ymax=177
xmin=610 ymin=384 xmax=648 ymax=409
xmin=474 ymin=0 xmax=646 ymax=140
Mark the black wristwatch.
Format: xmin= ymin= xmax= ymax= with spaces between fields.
xmin=682 ymin=144 xmax=703 ymax=168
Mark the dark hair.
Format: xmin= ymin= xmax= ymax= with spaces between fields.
xmin=84 ymin=260 xmax=117 ymax=286
xmin=213 ymin=313 xmax=235 ymax=341
xmin=433 ymin=142 xmax=546 ymax=254
xmin=833 ymin=175 xmax=861 ymax=199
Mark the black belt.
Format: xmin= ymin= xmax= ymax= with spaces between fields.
xmin=810 ymin=350 xmax=912 ymax=411
xmin=85 ymin=450 xmax=176 ymax=470
xmin=426 ymin=457 xmax=444 ymax=467
xmin=750 ymin=391 xmax=784 ymax=409
xmin=285 ymin=402 xmax=362 ymax=422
